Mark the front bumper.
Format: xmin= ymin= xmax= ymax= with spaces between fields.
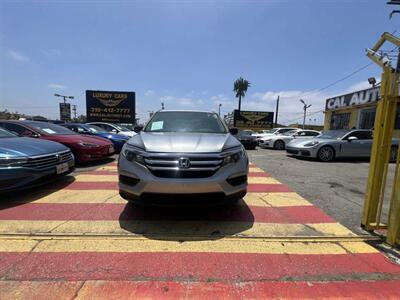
xmin=286 ymin=145 xmax=318 ymax=158
xmin=118 ymin=154 xmax=248 ymax=203
xmin=0 ymin=159 xmax=75 ymax=193
xmin=258 ymin=140 xmax=272 ymax=148
xmin=76 ymin=144 xmax=115 ymax=163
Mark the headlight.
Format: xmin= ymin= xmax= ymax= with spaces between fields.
xmin=263 ymin=139 xmax=272 ymax=142
xmin=304 ymin=141 xmax=320 ymax=147
xmin=0 ymin=157 xmax=28 ymax=167
xmin=222 ymin=147 xmax=244 ymax=165
xmin=78 ymin=142 xmax=100 ymax=148
xmin=122 ymin=145 xmax=146 ymax=165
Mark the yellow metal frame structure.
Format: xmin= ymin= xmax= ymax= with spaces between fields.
xmin=362 ymin=32 xmax=400 ymax=245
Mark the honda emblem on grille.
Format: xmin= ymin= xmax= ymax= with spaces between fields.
xmin=178 ymin=157 xmax=191 ymax=168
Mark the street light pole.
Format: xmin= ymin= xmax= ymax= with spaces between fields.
xmin=300 ymin=99 xmax=312 ymax=129
xmin=218 ymin=103 xmax=222 ymax=116
xmin=54 ymin=93 xmax=74 ymax=103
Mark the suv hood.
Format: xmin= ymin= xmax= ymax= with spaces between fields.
xmin=0 ymin=137 xmax=68 ymax=158
xmin=128 ymin=132 xmax=241 ymax=153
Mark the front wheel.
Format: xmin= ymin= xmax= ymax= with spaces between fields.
xmin=317 ymin=146 xmax=335 ymax=162
xmin=390 ymin=146 xmax=398 ymax=163
xmin=274 ymin=140 xmax=285 ymax=150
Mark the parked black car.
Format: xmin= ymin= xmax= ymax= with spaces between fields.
xmin=235 ymin=130 xmax=258 ymax=150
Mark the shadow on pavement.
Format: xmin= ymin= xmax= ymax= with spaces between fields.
xmin=0 ymin=175 xmax=76 ymax=209
xmin=75 ymin=157 xmax=116 ymax=169
xmin=119 ymin=200 xmax=254 ymax=241
xmin=287 ymin=155 xmax=371 ymax=164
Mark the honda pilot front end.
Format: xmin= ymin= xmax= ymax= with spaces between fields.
xmin=118 ymin=110 xmax=249 ymax=205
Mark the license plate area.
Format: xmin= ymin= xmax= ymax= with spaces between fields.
xmin=56 ymin=162 xmax=69 ymax=174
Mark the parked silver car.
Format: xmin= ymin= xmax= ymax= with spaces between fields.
xmin=259 ymin=129 xmax=320 ymax=150
xmin=286 ymin=129 xmax=399 ymax=162
xmin=118 ymin=110 xmax=249 ymax=205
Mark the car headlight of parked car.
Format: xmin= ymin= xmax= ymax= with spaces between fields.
xmin=222 ymin=147 xmax=245 ymax=165
xmin=303 ymin=141 xmax=320 ymax=147
xmin=122 ymin=145 xmax=146 ymax=165
xmin=77 ymin=142 xmax=100 ymax=148
xmin=0 ymin=157 xmax=28 ymax=167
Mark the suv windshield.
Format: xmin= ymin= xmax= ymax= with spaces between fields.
xmin=144 ymin=111 xmax=227 ymax=133
xmin=0 ymin=128 xmax=17 ymax=138
xmin=28 ymin=122 xmax=77 ymax=135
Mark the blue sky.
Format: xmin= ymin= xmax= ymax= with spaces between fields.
xmin=0 ymin=0 xmax=398 ymax=124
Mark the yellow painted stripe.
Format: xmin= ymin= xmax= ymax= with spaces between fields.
xmin=74 ymin=174 xmax=117 ymax=182
xmin=5 ymin=191 xmax=307 ymax=207
xmin=0 ymin=221 xmax=355 ymax=237
xmin=249 ymin=167 xmax=264 ymax=173
xmin=243 ymin=192 xmax=312 ymax=207
xmin=247 ymin=177 xmax=281 ymax=184
xmin=0 ymin=238 xmax=377 ymax=254
xmin=9 ymin=190 xmax=124 ymax=204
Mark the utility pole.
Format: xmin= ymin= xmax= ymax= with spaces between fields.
xmin=71 ymin=105 xmax=77 ymax=119
xmin=54 ymin=93 xmax=74 ymax=103
xmin=274 ymin=95 xmax=280 ymax=128
xmin=218 ymin=103 xmax=222 ymax=116
xmin=300 ymin=99 xmax=312 ymax=129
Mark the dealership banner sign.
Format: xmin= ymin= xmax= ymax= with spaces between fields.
xmin=86 ymin=90 xmax=136 ymax=123
xmin=325 ymin=87 xmax=380 ymax=111
xmin=59 ymin=103 xmax=71 ymax=122
xmin=233 ymin=110 xmax=274 ymax=129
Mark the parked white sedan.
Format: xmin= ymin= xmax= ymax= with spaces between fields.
xmin=259 ymin=129 xmax=320 ymax=150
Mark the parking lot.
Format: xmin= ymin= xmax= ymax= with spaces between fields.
xmin=1 ymin=153 xmax=400 ymax=298
xmin=248 ymin=148 xmax=397 ymax=235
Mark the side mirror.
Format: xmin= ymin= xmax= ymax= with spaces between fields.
xmin=347 ymin=136 xmax=358 ymax=142
xmin=134 ymin=125 xmax=143 ymax=133
xmin=229 ymin=128 xmax=238 ymax=135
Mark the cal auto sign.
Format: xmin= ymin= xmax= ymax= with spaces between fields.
xmin=86 ymin=90 xmax=135 ymax=123
xmin=325 ymin=87 xmax=380 ymax=111
xmin=233 ymin=110 xmax=274 ymax=129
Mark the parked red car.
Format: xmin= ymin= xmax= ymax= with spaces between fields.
xmin=0 ymin=120 xmax=115 ymax=163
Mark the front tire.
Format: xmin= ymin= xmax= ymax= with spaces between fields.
xmin=317 ymin=146 xmax=335 ymax=162
xmin=274 ymin=140 xmax=285 ymax=150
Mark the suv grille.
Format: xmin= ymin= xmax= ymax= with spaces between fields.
xmin=23 ymin=150 xmax=74 ymax=170
xmin=144 ymin=154 xmax=223 ymax=178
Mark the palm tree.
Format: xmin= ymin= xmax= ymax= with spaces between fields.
xmin=233 ymin=77 xmax=250 ymax=112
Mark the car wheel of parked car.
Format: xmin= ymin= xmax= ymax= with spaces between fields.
xmin=390 ymin=146 xmax=398 ymax=163
xmin=317 ymin=146 xmax=335 ymax=162
xmin=274 ymin=140 xmax=285 ymax=150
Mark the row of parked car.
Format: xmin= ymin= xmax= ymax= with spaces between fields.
xmin=0 ymin=120 xmax=138 ymax=193
xmin=245 ymin=127 xmax=399 ymax=162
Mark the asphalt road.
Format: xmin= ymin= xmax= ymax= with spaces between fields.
xmin=247 ymin=148 xmax=396 ymax=235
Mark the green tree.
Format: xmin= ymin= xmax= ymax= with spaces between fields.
xmin=233 ymin=77 xmax=250 ymax=112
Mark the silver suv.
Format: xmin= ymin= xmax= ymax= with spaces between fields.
xmin=118 ymin=110 xmax=249 ymax=205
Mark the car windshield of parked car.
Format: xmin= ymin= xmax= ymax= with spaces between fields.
xmin=144 ymin=111 xmax=227 ymax=133
xmin=84 ymin=124 xmax=108 ymax=134
xmin=0 ymin=128 xmax=17 ymax=138
xmin=317 ymin=130 xmax=348 ymax=140
xmin=29 ymin=122 xmax=77 ymax=135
